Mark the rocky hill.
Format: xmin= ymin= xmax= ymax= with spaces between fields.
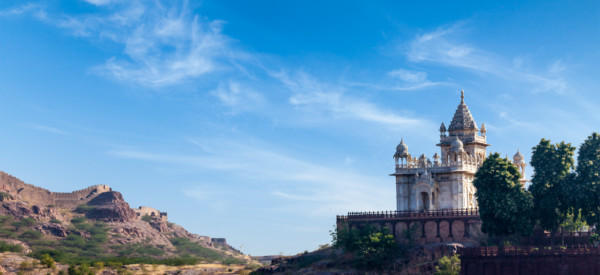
xmin=0 ymin=170 xmax=259 ymax=273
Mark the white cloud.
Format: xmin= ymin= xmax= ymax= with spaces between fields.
xmin=272 ymin=71 xmax=431 ymax=129
xmin=84 ymin=0 xmax=117 ymax=6
xmin=289 ymin=91 xmax=424 ymax=126
xmin=212 ymin=81 xmax=264 ymax=112
xmin=0 ymin=3 xmax=41 ymax=16
xmin=387 ymin=68 xmax=427 ymax=83
xmin=407 ymin=23 xmax=569 ymax=94
xmin=10 ymin=1 xmax=234 ymax=87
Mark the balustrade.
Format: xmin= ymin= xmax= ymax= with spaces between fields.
xmin=337 ymin=208 xmax=479 ymax=221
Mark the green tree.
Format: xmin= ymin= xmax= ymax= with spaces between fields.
xmin=434 ymin=255 xmax=460 ymax=275
xmin=529 ymin=139 xmax=576 ymax=231
xmin=575 ymin=133 xmax=600 ymax=226
xmin=40 ymin=253 xmax=55 ymax=268
xmin=559 ymin=210 xmax=587 ymax=233
xmin=473 ymin=153 xmax=534 ymax=237
xmin=332 ymin=223 xmax=401 ymax=271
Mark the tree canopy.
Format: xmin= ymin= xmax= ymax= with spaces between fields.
xmin=332 ymin=223 xmax=402 ymax=271
xmin=528 ymin=139 xmax=576 ymax=231
xmin=575 ymin=133 xmax=600 ymax=225
xmin=473 ymin=153 xmax=534 ymax=237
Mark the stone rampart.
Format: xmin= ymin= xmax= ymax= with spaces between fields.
xmin=337 ymin=208 xmax=481 ymax=245
xmin=0 ymin=171 xmax=111 ymax=209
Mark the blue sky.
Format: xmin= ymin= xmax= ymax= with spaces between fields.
xmin=0 ymin=0 xmax=598 ymax=255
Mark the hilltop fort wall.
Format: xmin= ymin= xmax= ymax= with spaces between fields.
xmin=0 ymin=171 xmax=111 ymax=209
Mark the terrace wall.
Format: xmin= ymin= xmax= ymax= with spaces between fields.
xmin=336 ymin=208 xmax=481 ymax=244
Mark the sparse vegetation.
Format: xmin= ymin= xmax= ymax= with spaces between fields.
xmin=40 ymin=253 xmax=55 ymax=268
xmin=12 ymin=217 xmax=36 ymax=230
xmin=222 ymin=256 xmax=246 ymax=265
xmin=113 ymin=243 xmax=165 ymax=258
xmin=0 ymin=240 xmax=23 ymax=252
xmin=74 ymin=204 xmax=95 ymax=215
xmin=170 ymin=237 xmax=224 ymax=261
xmin=20 ymin=230 xmax=42 ymax=240
xmin=0 ymin=191 xmax=13 ymax=201
xmin=141 ymin=214 xmax=152 ymax=223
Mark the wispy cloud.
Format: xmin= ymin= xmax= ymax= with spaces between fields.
xmin=83 ymin=0 xmax=117 ymax=6
xmin=22 ymin=123 xmax=70 ymax=135
xmin=212 ymin=81 xmax=265 ymax=113
xmin=345 ymin=68 xmax=442 ymax=91
xmin=388 ymin=68 xmax=427 ymax=83
xmin=289 ymin=91 xmax=424 ymax=126
xmin=109 ymin=138 xmax=391 ymax=216
xmin=0 ymin=3 xmax=41 ymax=16
xmin=407 ymin=23 xmax=568 ymax=94
xmin=6 ymin=1 xmax=236 ymax=87
xmin=272 ymin=71 xmax=433 ymax=130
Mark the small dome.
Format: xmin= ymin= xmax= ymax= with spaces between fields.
xmin=480 ymin=123 xmax=487 ymax=133
xmin=440 ymin=122 xmax=447 ymax=132
xmin=513 ymin=150 xmax=525 ymax=164
xmin=394 ymin=138 xmax=409 ymax=158
xmin=450 ymin=136 xmax=464 ymax=153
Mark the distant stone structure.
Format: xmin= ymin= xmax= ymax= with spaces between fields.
xmin=133 ymin=206 xmax=168 ymax=222
xmin=392 ymin=91 xmax=526 ymax=211
xmin=211 ymin=238 xmax=226 ymax=244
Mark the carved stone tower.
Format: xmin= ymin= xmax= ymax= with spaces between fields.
xmin=392 ymin=91 xmax=489 ymax=211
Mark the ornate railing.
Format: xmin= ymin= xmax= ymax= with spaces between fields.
xmin=460 ymin=244 xmax=600 ymax=257
xmin=394 ymin=162 xmax=480 ymax=174
xmin=336 ymin=208 xmax=479 ymax=222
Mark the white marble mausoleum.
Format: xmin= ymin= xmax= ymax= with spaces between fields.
xmin=391 ymin=91 xmax=527 ymax=211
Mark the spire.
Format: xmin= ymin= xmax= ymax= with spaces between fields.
xmin=448 ymin=90 xmax=478 ymax=132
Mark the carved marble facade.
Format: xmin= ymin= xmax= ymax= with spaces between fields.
xmin=391 ymin=91 xmax=527 ymax=211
